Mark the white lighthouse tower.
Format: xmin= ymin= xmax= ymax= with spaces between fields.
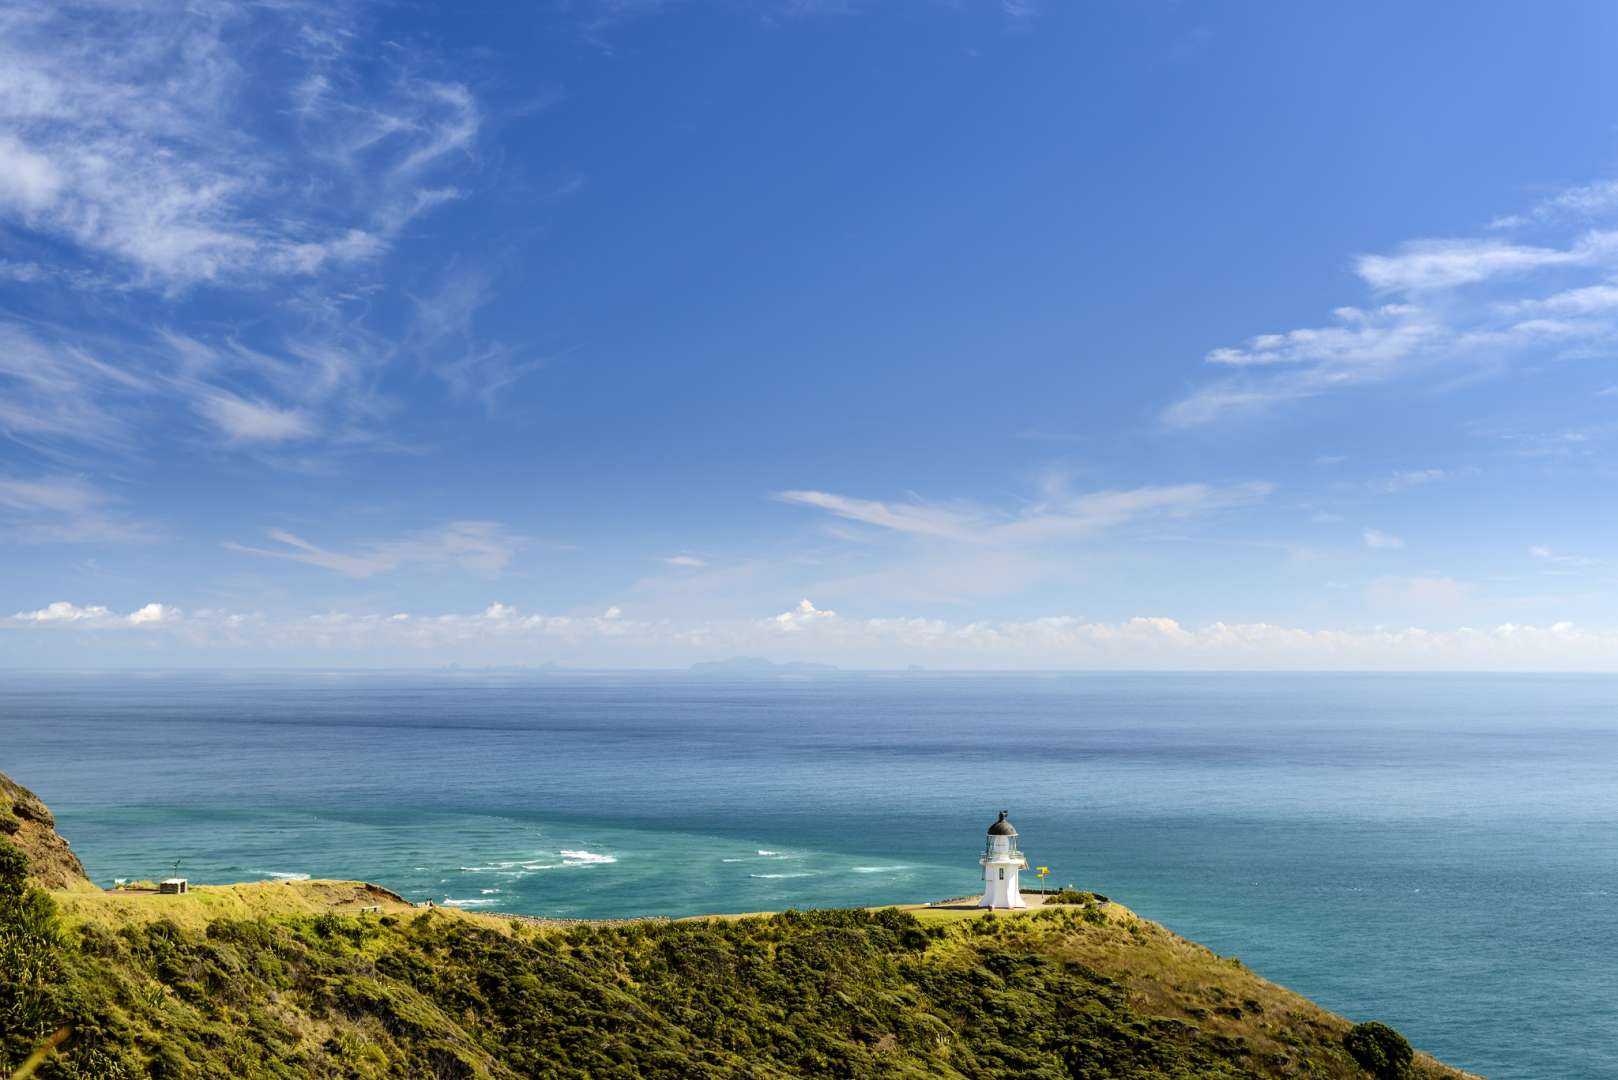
xmin=979 ymin=810 xmax=1028 ymax=909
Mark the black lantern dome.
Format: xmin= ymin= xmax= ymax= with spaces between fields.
xmin=986 ymin=810 xmax=1017 ymax=837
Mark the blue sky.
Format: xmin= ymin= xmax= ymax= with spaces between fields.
xmin=6 ymin=0 xmax=1618 ymax=668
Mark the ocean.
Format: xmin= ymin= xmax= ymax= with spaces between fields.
xmin=2 ymin=670 xmax=1613 ymax=1078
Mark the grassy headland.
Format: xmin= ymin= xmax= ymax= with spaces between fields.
xmin=1 ymin=772 xmax=1474 ymax=1079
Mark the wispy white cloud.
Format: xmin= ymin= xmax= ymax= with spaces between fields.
xmin=1483 ymin=420 xmax=1618 ymax=459
xmin=0 ymin=1 xmax=492 ymax=475
xmin=1362 ymin=528 xmax=1404 ymax=550
xmin=778 ymin=480 xmax=1271 ymax=545
xmin=777 ymin=490 xmax=985 ymax=540
xmin=575 ymin=0 xmax=1038 ymax=36
xmin=0 ymin=474 xmax=155 ymax=544
xmin=0 ymin=317 xmax=397 ymax=458
xmin=1530 ymin=544 xmax=1597 ymax=569
xmin=0 ymin=323 xmax=151 ymax=450
xmin=661 ymin=554 xmax=708 ymax=567
xmin=1366 ymin=576 xmax=1473 ymax=610
xmin=1166 ymin=180 xmax=1618 ymax=426
xmin=1373 ymin=468 xmax=1447 ymax=494
xmin=1000 ymin=0 xmax=1042 ymax=18
xmin=410 ymin=268 xmax=542 ymax=410
xmin=0 ymin=0 xmax=479 ymax=289
xmin=223 ymin=521 xmax=523 ymax=578
xmin=1491 ymin=180 xmax=1618 ymax=228
xmin=162 ymin=328 xmax=399 ymax=455
xmin=1499 ymin=283 xmax=1618 ymax=317
xmin=194 ymin=391 xmax=315 ymax=444
xmin=1356 ymin=235 xmax=1614 ymax=292
xmin=1203 ymin=304 xmax=1436 ymax=367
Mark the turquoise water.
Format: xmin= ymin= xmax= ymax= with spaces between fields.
xmin=3 ymin=670 xmax=1615 ymax=1078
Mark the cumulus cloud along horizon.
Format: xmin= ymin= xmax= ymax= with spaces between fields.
xmin=11 ymin=598 xmax=1618 ymax=672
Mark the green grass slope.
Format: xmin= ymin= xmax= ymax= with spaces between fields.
xmin=0 ymin=768 xmax=1474 ymax=1080
xmin=6 ymin=864 xmax=1474 ymax=1079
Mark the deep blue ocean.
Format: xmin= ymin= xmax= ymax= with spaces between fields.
xmin=3 ymin=670 xmax=1614 ymax=1078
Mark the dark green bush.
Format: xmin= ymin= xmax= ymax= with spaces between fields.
xmin=1344 ymin=1020 xmax=1413 ymax=1079
xmin=0 ymin=840 xmax=66 ymax=1066
xmin=1044 ymin=889 xmax=1093 ymax=904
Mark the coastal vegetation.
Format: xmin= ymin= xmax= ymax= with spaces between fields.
xmin=1344 ymin=1023 xmax=1415 ymax=1080
xmin=1 ymin=773 xmax=1469 ymax=1079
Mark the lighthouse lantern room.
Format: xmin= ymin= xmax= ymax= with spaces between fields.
xmin=979 ymin=810 xmax=1028 ymax=909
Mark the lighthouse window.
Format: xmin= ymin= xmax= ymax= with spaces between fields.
xmin=998 ymin=868 xmax=1005 ymax=880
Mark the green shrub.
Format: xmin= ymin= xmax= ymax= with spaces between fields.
xmin=1344 ymin=1020 xmax=1414 ymax=1079
xmin=0 ymin=840 xmax=66 ymax=1068
xmin=1044 ymin=889 xmax=1087 ymax=904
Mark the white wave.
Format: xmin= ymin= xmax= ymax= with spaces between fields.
xmin=443 ymin=897 xmax=499 ymax=907
xmin=756 ymin=850 xmax=781 ymax=856
xmin=480 ymin=888 xmax=500 ymax=895
xmin=721 ymin=858 xmax=746 ymax=863
xmin=459 ymin=862 xmax=523 ymax=872
xmin=256 ymin=871 xmax=310 ymax=881
xmin=749 ymin=872 xmax=813 ymax=880
xmin=851 ymin=866 xmax=908 ymax=873
xmin=520 ymin=862 xmax=563 ymax=871
xmin=559 ymin=850 xmax=616 ymax=866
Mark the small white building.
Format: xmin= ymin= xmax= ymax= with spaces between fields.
xmin=979 ymin=810 xmax=1028 ymax=909
xmin=159 ymin=878 xmax=189 ymax=895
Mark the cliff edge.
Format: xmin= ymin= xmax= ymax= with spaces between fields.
xmin=0 ymin=769 xmax=92 ymax=891
xmin=1 ymin=773 xmax=1480 ymax=1079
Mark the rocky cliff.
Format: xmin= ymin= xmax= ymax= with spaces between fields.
xmin=0 ymin=770 xmax=91 ymax=891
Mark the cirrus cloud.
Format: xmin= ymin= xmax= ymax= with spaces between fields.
xmin=223 ymin=521 xmax=523 ymax=579
xmin=0 ymin=0 xmax=480 ymax=289
xmin=777 ymin=480 xmax=1272 ymax=546
xmin=1165 ymin=179 xmax=1618 ymax=427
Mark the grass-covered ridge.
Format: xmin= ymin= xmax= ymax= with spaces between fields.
xmin=0 ymin=770 xmax=1473 ymax=1079
xmin=8 ymin=871 xmax=1474 ymax=1078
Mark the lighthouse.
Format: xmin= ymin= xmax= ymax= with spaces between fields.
xmin=979 ymin=810 xmax=1028 ymax=909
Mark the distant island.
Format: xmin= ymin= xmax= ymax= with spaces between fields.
xmin=689 ymin=656 xmax=840 ymax=674
xmin=1 ymin=770 xmax=1470 ymax=1079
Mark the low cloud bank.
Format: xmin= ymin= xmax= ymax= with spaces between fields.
xmin=9 ymin=599 xmax=1618 ymax=671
